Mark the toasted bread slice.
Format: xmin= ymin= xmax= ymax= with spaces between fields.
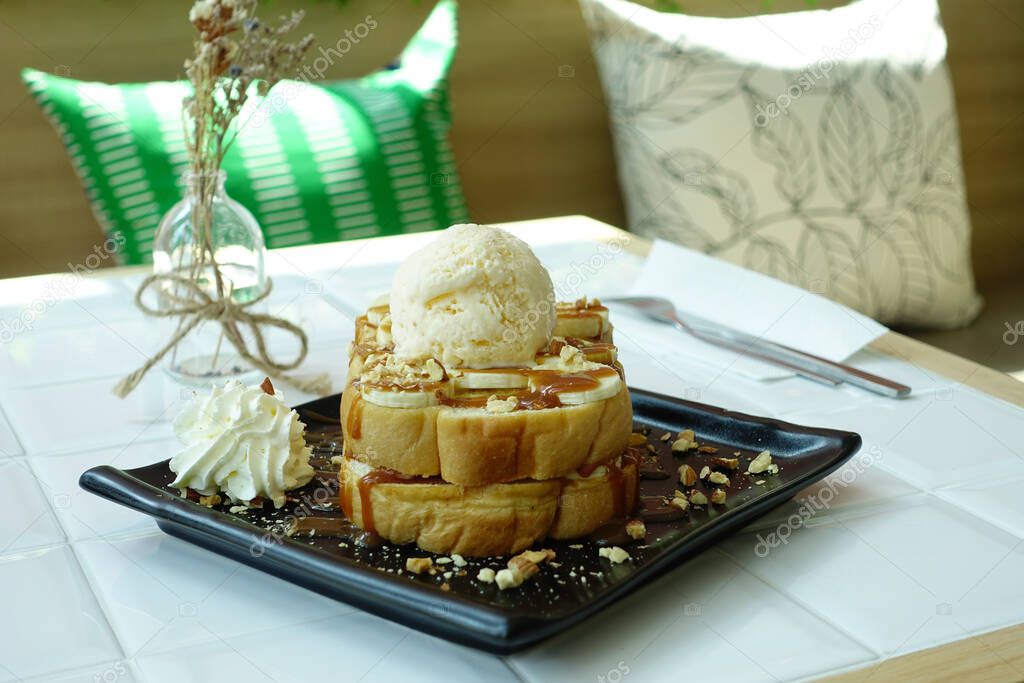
xmin=341 ymin=380 xmax=632 ymax=485
xmin=338 ymin=453 xmax=639 ymax=556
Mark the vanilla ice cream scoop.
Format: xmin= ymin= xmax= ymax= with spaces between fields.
xmin=390 ymin=224 xmax=556 ymax=368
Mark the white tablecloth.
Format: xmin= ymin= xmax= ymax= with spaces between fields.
xmin=1 ymin=225 xmax=1022 ymax=682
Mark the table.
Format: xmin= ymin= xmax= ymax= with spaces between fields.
xmin=0 ymin=216 xmax=1021 ymax=682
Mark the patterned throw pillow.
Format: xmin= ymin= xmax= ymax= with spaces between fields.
xmin=581 ymin=0 xmax=982 ymax=329
xmin=23 ymin=0 xmax=468 ymax=265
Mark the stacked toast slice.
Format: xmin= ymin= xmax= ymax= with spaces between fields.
xmin=339 ymin=298 xmax=638 ymax=556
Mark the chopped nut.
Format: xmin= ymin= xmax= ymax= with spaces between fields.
xmin=629 ymin=432 xmax=647 ymax=447
xmin=711 ymin=488 xmax=727 ymax=505
xmin=477 ymin=568 xmax=496 ymax=583
xmin=710 ymin=457 xmax=740 ymax=470
xmin=507 ymin=556 xmax=542 ymax=580
xmin=660 ymin=432 xmax=672 ymax=442
xmin=198 ymin=494 xmax=221 ymax=507
xmin=598 ymin=546 xmax=631 ymax=564
xmin=670 ymin=493 xmax=690 ymax=511
xmin=767 ymin=463 xmax=780 ymax=474
xmin=406 ymin=557 xmax=433 ymax=575
xmin=516 ymin=549 xmax=556 ymax=565
xmin=678 ymin=464 xmax=698 ymax=486
xmin=440 ymin=582 xmax=451 ymax=592
xmin=678 ymin=429 xmax=696 ymax=442
xmin=625 ymin=518 xmax=646 ymax=540
xmin=496 ymin=556 xmax=541 ymax=590
xmin=689 ymin=490 xmax=709 ymax=505
xmin=435 ymin=557 xmax=452 ymax=565
xmin=754 ymin=479 xmax=766 ymax=485
xmin=228 ymin=505 xmax=249 ymax=514
xmin=699 ymin=465 xmax=711 ymax=480
xmin=451 ymin=553 xmax=467 ymax=568
xmin=495 ymin=569 xmax=520 ymax=590
xmin=708 ymin=471 xmax=730 ymax=486
xmin=748 ymin=450 xmax=773 ymax=474
xmin=671 ymin=437 xmax=698 ymax=453
xmin=697 ymin=445 xmax=718 ymax=454
xmin=485 ymin=395 xmax=518 ymax=414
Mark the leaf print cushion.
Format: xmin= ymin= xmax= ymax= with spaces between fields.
xmin=581 ymin=0 xmax=981 ymax=329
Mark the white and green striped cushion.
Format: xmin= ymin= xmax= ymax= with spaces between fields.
xmin=22 ymin=0 xmax=468 ymax=265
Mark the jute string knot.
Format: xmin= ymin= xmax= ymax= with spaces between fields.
xmin=114 ymin=273 xmax=328 ymax=398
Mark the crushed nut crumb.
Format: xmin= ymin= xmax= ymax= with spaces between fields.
xmin=678 ymin=464 xmax=698 ymax=486
xmin=405 ymin=557 xmax=433 ymax=575
xmin=598 ymin=546 xmax=631 ymax=564
xmin=748 ymin=450 xmax=773 ymax=474
xmin=708 ymin=471 xmax=730 ymax=486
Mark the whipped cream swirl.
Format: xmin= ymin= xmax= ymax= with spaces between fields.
xmin=169 ymin=380 xmax=314 ymax=508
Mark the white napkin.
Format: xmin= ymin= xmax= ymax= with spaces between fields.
xmin=622 ymin=239 xmax=888 ymax=381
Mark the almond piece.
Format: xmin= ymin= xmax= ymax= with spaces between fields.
xmin=710 ymin=457 xmax=740 ymax=470
xmin=598 ymin=546 xmax=631 ymax=564
xmin=507 ymin=556 xmax=542 ymax=585
xmin=495 ymin=568 xmax=521 ymax=590
xmin=516 ymin=549 xmax=556 ymax=565
xmin=660 ymin=432 xmax=672 ymax=442
xmin=678 ymin=464 xmax=698 ymax=487
xmin=699 ymin=465 xmax=711 ymax=480
xmin=711 ymin=488 xmax=727 ymax=505
xmin=697 ymin=445 xmax=718 ymax=454
xmin=406 ymin=557 xmax=433 ymax=575
xmin=625 ymin=518 xmax=646 ymax=540
xmin=708 ymin=471 xmax=730 ymax=486
xmin=670 ymin=493 xmax=690 ymax=511
xmin=748 ymin=450 xmax=773 ymax=474
xmin=671 ymin=437 xmax=697 ymax=453
xmin=476 ymin=567 xmax=496 ymax=583
xmin=689 ymin=490 xmax=709 ymax=505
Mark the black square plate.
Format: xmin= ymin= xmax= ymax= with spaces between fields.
xmin=80 ymin=388 xmax=860 ymax=654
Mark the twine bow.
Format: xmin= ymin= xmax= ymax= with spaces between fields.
xmin=113 ymin=273 xmax=328 ymax=398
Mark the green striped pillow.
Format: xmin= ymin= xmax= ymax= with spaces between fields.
xmin=22 ymin=0 xmax=468 ymax=265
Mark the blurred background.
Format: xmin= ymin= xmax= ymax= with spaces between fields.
xmin=0 ymin=0 xmax=1021 ymax=377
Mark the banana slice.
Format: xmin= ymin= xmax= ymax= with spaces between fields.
xmin=552 ymin=370 xmax=621 ymax=406
xmin=554 ymin=308 xmax=609 ymax=339
xmin=454 ymin=370 xmax=529 ymax=390
xmin=361 ymin=382 xmax=448 ymax=408
xmin=580 ymin=343 xmax=617 ymax=365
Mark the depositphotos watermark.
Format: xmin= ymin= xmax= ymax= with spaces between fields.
xmin=753 ymin=446 xmax=882 ymax=558
xmin=248 ymin=480 xmax=337 ymax=557
xmin=0 ymin=231 xmax=125 ymax=344
xmin=597 ymin=660 xmax=630 ymax=683
xmin=499 ymin=236 xmax=630 ymax=347
xmin=248 ymin=15 xmax=378 ymax=128
xmin=1003 ymin=321 xmax=1023 ymax=346
xmin=753 ymin=15 xmax=883 ymax=128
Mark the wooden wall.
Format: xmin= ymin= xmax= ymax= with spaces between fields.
xmin=0 ymin=0 xmax=1021 ymax=291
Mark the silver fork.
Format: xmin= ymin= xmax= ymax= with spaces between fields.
xmin=604 ymin=296 xmax=911 ymax=398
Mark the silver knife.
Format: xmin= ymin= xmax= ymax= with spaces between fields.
xmin=604 ymin=296 xmax=911 ymax=398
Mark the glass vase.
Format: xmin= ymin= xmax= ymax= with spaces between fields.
xmin=151 ymin=170 xmax=267 ymax=387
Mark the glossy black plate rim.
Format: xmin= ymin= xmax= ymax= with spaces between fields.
xmin=79 ymin=387 xmax=861 ymax=654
